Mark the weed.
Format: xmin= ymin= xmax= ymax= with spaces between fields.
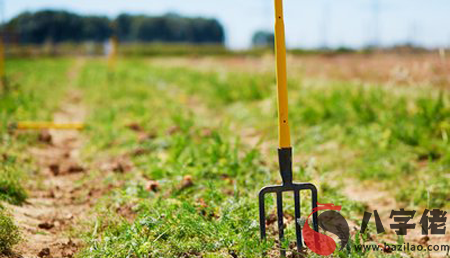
xmin=0 ymin=207 xmax=21 ymax=253
xmin=0 ymin=165 xmax=27 ymax=205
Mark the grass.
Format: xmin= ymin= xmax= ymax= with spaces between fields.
xmin=0 ymin=163 xmax=27 ymax=205
xmin=73 ymin=58 xmax=403 ymax=257
xmin=76 ymin=59 xmax=275 ymax=257
xmin=0 ymin=58 xmax=72 ymax=252
xmin=0 ymin=58 xmax=72 ymax=205
xmin=0 ymin=207 xmax=21 ymax=253
xmin=144 ymin=61 xmax=450 ymax=209
xmin=144 ymin=65 xmax=274 ymax=104
xmin=289 ymin=82 xmax=450 ymax=208
xmin=1 ymin=55 xmax=447 ymax=257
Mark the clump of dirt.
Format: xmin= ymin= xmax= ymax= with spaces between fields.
xmin=37 ymin=247 xmax=50 ymax=258
xmin=180 ymin=175 xmax=194 ymax=189
xmin=37 ymin=222 xmax=54 ymax=230
xmin=38 ymin=130 xmax=52 ymax=145
xmin=126 ymin=122 xmax=157 ymax=143
xmin=9 ymin=86 xmax=90 ymax=257
xmin=67 ymin=164 xmax=84 ymax=173
xmin=145 ymin=180 xmax=159 ymax=192
xmin=99 ymin=156 xmax=133 ymax=173
xmin=115 ymin=204 xmax=137 ymax=221
xmin=130 ymin=147 xmax=152 ymax=157
xmin=48 ymin=164 xmax=60 ymax=175
xmin=167 ymin=125 xmax=180 ymax=135
xmin=126 ymin=122 xmax=144 ymax=132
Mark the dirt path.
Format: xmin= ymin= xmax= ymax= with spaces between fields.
xmin=6 ymin=61 xmax=89 ymax=258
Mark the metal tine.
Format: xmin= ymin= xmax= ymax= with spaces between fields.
xmin=259 ymin=186 xmax=318 ymax=257
xmin=311 ymin=188 xmax=320 ymax=251
xmin=276 ymin=192 xmax=286 ymax=257
xmin=259 ymin=192 xmax=266 ymax=240
xmin=294 ymin=190 xmax=302 ymax=252
xmin=312 ymin=189 xmax=319 ymax=232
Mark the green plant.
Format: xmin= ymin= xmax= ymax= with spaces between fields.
xmin=0 ymin=165 xmax=27 ymax=205
xmin=0 ymin=207 xmax=21 ymax=253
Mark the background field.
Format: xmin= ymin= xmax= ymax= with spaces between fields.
xmin=0 ymin=52 xmax=449 ymax=257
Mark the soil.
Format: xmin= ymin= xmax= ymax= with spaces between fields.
xmin=12 ymin=91 xmax=87 ymax=258
xmin=4 ymin=55 xmax=447 ymax=257
xmin=4 ymin=60 xmax=141 ymax=258
xmin=4 ymin=61 xmax=90 ymax=258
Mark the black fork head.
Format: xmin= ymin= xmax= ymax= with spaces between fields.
xmin=259 ymin=183 xmax=319 ymax=256
xmin=258 ymin=148 xmax=319 ymax=257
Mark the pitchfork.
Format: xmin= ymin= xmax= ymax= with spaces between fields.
xmin=258 ymin=0 xmax=319 ymax=256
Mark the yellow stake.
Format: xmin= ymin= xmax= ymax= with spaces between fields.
xmin=274 ymin=0 xmax=291 ymax=148
xmin=16 ymin=122 xmax=84 ymax=130
xmin=0 ymin=0 xmax=4 ymax=83
xmin=107 ymin=36 xmax=118 ymax=71
xmin=0 ymin=39 xmax=4 ymax=81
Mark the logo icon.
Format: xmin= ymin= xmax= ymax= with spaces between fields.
xmin=302 ymin=203 xmax=350 ymax=256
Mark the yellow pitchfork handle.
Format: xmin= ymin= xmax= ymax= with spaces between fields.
xmin=274 ymin=0 xmax=291 ymax=148
xmin=108 ymin=36 xmax=118 ymax=70
xmin=0 ymin=39 xmax=4 ymax=80
xmin=15 ymin=122 xmax=84 ymax=130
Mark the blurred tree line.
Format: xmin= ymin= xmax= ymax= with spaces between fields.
xmin=251 ymin=31 xmax=274 ymax=48
xmin=5 ymin=10 xmax=225 ymax=45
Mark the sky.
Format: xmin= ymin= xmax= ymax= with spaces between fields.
xmin=3 ymin=0 xmax=450 ymax=49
